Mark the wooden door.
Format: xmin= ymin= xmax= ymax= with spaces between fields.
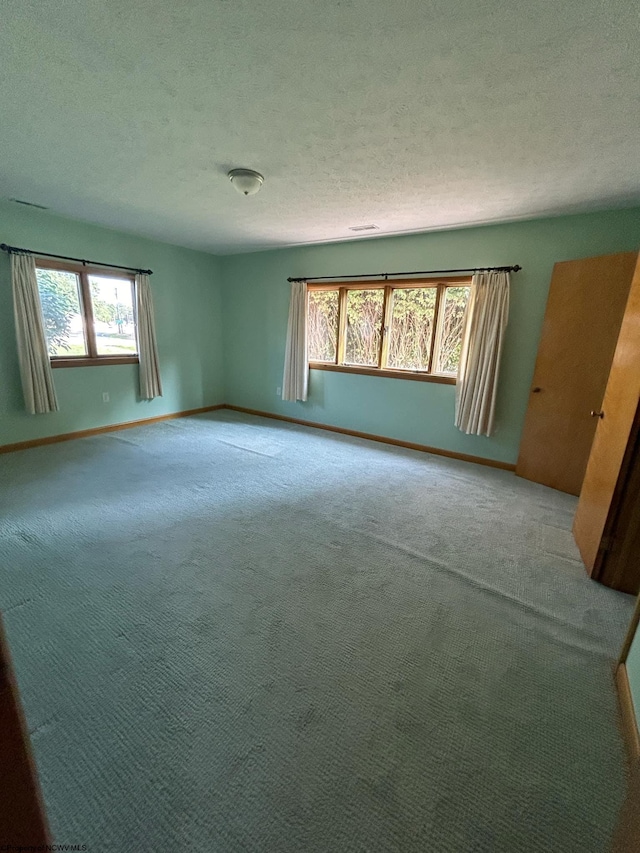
xmin=573 ymin=253 xmax=640 ymax=580
xmin=516 ymin=252 xmax=637 ymax=495
xmin=0 ymin=616 xmax=50 ymax=845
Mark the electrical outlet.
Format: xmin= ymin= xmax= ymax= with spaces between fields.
xmin=102 ymin=392 xmax=110 ymax=403
xmin=276 ymin=386 xmax=281 ymax=396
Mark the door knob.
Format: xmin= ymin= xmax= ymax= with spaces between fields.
xmin=590 ymin=410 xmax=604 ymax=419
xmin=532 ymin=387 xmax=542 ymax=393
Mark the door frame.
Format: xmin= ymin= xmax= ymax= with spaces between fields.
xmin=589 ymin=397 xmax=640 ymax=589
xmin=0 ymin=616 xmax=51 ymax=845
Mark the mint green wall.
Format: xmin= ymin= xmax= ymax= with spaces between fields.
xmin=3 ymin=204 xmax=640 ymax=460
xmin=221 ymin=208 xmax=640 ymax=464
xmin=0 ymin=202 xmax=223 ymax=446
xmin=627 ymin=620 xmax=640 ymax=722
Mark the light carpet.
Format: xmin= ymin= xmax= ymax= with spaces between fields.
xmin=0 ymin=411 xmax=635 ymax=852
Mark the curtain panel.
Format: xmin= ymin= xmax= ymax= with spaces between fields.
xmin=11 ymin=252 xmax=59 ymax=414
xmin=282 ymin=280 xmax=309 ymax=402
xmin=455 ymin=271 xmax=510 ymax=437
xmin=135 ymin=273 xmax=163 ymax=400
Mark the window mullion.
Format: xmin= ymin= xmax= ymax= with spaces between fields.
xmin=427 ymin=285 xmax=444 ymax=374
xmin=337 ymin=287 xmax=348 ymax=364
xmin=80 ymin=269 xmax=98 ymax=359
xmin=379 ymin=285 xmax=393 ymax=369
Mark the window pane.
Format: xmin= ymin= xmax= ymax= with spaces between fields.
xmin=89 ymin=276 xmax=137 ymax=356
xmin=308 ymin=290 xmax=339 ymax=362
xmin=434 ymin=286 xmax=470 ymax=374
xmin=36 ymin=268 xmax=88 ymax=357
xmin=387 ymin=287 xmax=436 ymax=371
xmin=345 ymin=289 xmax=384 ymax=366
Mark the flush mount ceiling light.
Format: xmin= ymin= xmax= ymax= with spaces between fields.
xmin=228 ymin=168 xmax=264 ymax=196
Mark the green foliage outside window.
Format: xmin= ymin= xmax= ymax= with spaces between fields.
xmin=308 ymin=290 xmax=339 ymax=362
xmin=437 ymin=287 xmax=469 ymax=374
xmin=307 ymin=282 xmax=470 ymax=375
xmin=90 ymin=281 xmax=134 ymax=330
xmin=36 ymin=268 xmax=138 ymax=358
xmin=388 ymin=288 xmax=436 ymax=371
xmin=345 ymin=289 xmax=384 ymax=365
xmin=36 ymin=269 xmax=83 ymax=355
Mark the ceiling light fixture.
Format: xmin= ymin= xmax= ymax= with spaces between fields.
xmin=228 ymin=168 xmax=264 ymax=196
xmin=348 ymin=224 xmax=379 ymax=232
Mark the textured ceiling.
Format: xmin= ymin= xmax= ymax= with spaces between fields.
xmin=1 ymin=0 xmax=639 ymax=254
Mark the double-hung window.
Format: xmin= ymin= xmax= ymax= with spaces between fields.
xmin=35 ymin=260 xmax=138 ymax=367
xmin=307 ymin=278 xmax=470 ymax=382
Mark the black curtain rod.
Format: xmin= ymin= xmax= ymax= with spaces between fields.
xmin=287 ymin=265 xmax=521 ymax=283
xmin=0 ymin=243 xmax=152 ymax=276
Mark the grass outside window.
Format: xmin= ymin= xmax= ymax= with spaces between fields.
xmin=36 ymin=259 xmax=139 ymax=368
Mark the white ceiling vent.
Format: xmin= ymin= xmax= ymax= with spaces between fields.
xmin=348 ymin=224 xmax=379 ymax=232
xmin=10 ymin=198 xmax=49 ymax=210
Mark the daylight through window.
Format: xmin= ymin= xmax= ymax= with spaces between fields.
xmin=36 ymin=261 xmax=138 ymax=367
xmin=308 ymin=279 xmax=470 ymax=380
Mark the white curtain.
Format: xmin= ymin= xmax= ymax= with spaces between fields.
xmin=11 ymin=252 xmax=59 ymax=414
xmin=282 ymin=280 xmax=309 ymax=402
xmin=135 ymin=273 xmax=163 ymax=400
xmin=455 ymin=271 xmax=510 ymax=437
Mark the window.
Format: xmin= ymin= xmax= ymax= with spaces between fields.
xmin=307 ymin=279 xmax=470 ymax=382
xmin=35 ymin=260 xmax=138 ymax=367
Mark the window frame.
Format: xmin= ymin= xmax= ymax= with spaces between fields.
xmin=307 ymin=276 xmax=471 ymax=384
xmin=35 ymin=258 xmax=139 ymax=368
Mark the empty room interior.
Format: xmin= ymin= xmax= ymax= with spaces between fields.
xmin=2 ymin=0 xmax=640 ymax=850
